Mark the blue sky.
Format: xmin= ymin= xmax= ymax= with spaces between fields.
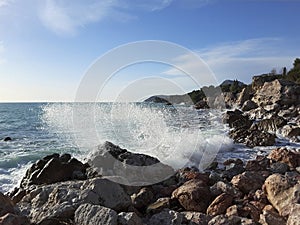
xmin=0 ymin=0 xmax=299 ymax=102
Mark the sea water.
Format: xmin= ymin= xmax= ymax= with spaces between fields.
xmin=0 ymin=102 xmax=274 ymax=193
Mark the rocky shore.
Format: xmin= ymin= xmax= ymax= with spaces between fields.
xmin=0 ymin=141 xmax=299 ymax=225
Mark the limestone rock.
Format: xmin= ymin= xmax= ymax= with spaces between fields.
xmin=259 ymin=205 xmax=287 ymax=225
xmin=264 ymin=173 xmax=300 ymax=216
xmin=287 ymin=204 xmax=300 ymax=225
xmin=74 ymin=204 xmax=118 ymax=225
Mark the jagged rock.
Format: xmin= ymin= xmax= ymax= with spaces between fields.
xmin=259 ymin=205 xmax=287 ymax=225
xmin=20 ymin=153 xmax=88 ymax=188
xmin=252 ymin=75 xmax=280 ymax=91
xmin=245 ymin=156 xmax=270 ymax=171
xmin=241 ymin=100 xmax=258 ymax=111
xmin=18 ymin=178 xmax=131 ymax=224
xmin=264 ymin=173 xmax=300 ymax=216
xmin=0 ymin=193 xmax=15 ymax=217
xmin=146 ymin=198 xmax=170 ymax=214
xmin=176 ymin=168 xmax=209 ymax=185
xmin=181 ymin=211 xmax=211 ymax=225
xmin=252 ymin=79 xmax=300 ymax=107
xmin=0 ymin=213 xmax=30 ymax=225
xmin=89 ymin=141 xmax=174 ymax=185
xmin=74 ymin=204 xmax=118 ymax=225
xmin=172 ymin=179 xmax=211 ymax=212
xmin=131 ymin=187 xmax=154 ymax=209
xmin=281 ymin=125 xmax=300 ymax=141
xmin=244 ymin=129 xmax=276 ymax=148
xmin=194 ymin=100 xmax=209 ymax=109
xmin=147 ymin=209 xmax=184 ymax=225
xmin=207 ymin=193 xmax=233 ymax=216
xmin=256 ymin=115 xmax=287 ymax=133
xmin=270 ymin=162 xmax=289 ymax=174
xmin=118 ymin=212 xmax=143 ymax=225
xmin=231 ymin=171 xmax=265 ymax=194
xmin=237 ymin=86 xmax=253 ymax=107
xmin=268 ymin=148 xmax=300 ymax=168
xmin=287 ymin=204 xmax=300 ymax=225
xmin=223 ymin=110 xmax=252 ymax=129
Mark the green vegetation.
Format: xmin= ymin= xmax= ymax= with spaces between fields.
xmin=188 ymin=89 xmax=205 ymax=103
xmin=284 ymin=58 xmax=300 ymax=84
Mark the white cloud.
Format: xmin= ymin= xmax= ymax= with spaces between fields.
xmin=163 ymin=38 xmax=298 ymax=84
xmin=0 ymin=0 xmax=10 ymax=7
xmin=38 ymin=0 xmax=175 ymax=36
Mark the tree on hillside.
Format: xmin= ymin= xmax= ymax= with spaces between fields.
xmin=285 ymin=58 xmax=300 ymax=84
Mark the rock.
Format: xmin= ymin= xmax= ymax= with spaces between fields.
xmin=131 ymin=187 xmax=154 ymax=209
xmin=241 ymin=100 xmax=258 ymax=111
xmin=287 ymin=204 xmax=300 ymax=225
xmin=147 ymin=209 xmax=184 ymax=225
xmin=208 ymin=215 xmax=240 ymax=225
xmin=256 ymin=115 xmax=287 ymax=133
xmin=270 ymin=162 xmax=289 ymax=174
xmin=0 ymin=213 xmax=30 ymax=225
xmin=3 ymin=137 xmax=12 ymax=141
xmin=89 ymin=141 xmax=174 ymax=185
xmin=231 ymin=171 xmax=265 ymax=194
xmin=0 ymin=192 xmax=15 ymax=217
xmin=181 ymin=211 xmax=211 ymax=225
xmin=118 ymin=212 xmax=143 ymax=225
xmin=20 ymin=153 xmax=88 ymax=187
xmin=237 ymin=86 xmax=253 ymax=107
xmin=171 ymin=179 xmax=211 ymax=212
xmin=210 ymin=181 xmax=242 ymax=199
xmin=226 ymin=205 xmax=240 ymax=217
xmin=74 ymin=204 xmax=118 ymax=225
xmin=244 ymin=129 xmax=276 ymax=148
xmin=18 ymin=178 xmax=131 ymax=224
xmin=245 ymin=156 xmax=270 ymax=171
xmin=176 ymin=168 xmax=209 ymax=185
xmin=194 ymin=100 xmax=209 ymax=109
xmin=281 ymin=125 xmax=300 ymax=141
xmin=264 ymin=173 xmax=300 ymax=216
xmin=146 ymin=198 xmax=170 ymax=214
xmin=252 ymin=79 xmax=300 ymax=107
xmin=207 ymin=193 xmax=233 ymax=216
xmin=252 ymin=74 xmax=280 ymax=91
xmin=222 ymin=162 xmax=245 ymax=180
xmin=223 ymin=110 xmax=252 ymax=129
xmin=268 ymin=148 xmax=300 ymax=168
xmin=259 ymin=205 xmax=287 ymax=225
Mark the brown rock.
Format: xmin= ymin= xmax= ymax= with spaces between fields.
xmin=231 ymin=171 xmax=265 ymax=194
xmin=172 ymin=179 xmax=211 ymax=212
xmin=0 ymin=193 xmax=15 ymax=217
xmin=259 ymin=205 xmax=287 ymax=225
xmin=268 ymin=148 xmax=300 ymax=168
xmin=131 ymin=187 xmax=154 ymax=210
xmin=245 ymin=156 xmax=270 ymax=171
xmin=287 ymin=204 xmax=300 ymax=225
xmin=207 ymin=193 xmax=233 ymax=216
xmin=264 ymin=173 xmax=300 ymax=216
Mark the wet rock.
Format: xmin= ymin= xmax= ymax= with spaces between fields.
xmin=256 ymin=115 xmax=287 ymax=133
xmin=194 ymin=100 xmax=209 ymax=109
xmin=264 ymin=173 xmax=300 ymax=216
xmin=231 ymin=171 xmax=265 ymax=194
xmin=3 ymin=137 xmax=12 ymax=141
xmin=0 ymin=192 xmax=15 ymax=217
xmin=20 ymin=153 xmax=88 ymax=187
xmin=281 ymin=125 xmax=300 ymax=141
xmin=270 ymin=162 xmax=289 ymax=174
xmin=181 ymin=211 xmax=211 ymax=225
xmin=244 ymin=128 xmax=276 ymax=147
xmin=176 ymin=167 xmax=209 ymax=185
xmin=242 ymin=100 xmax=258 ymax=111
xmin=89 ymin=141 xmax=174 ymax=185
xmin=172 ymin=179 xmax=211 ymax=212
xmin=147 ymin=209 xmax=184 ymax=225
xmin=268 ymin=148 xmax=300 ymax=168
xmin=118 ymin=212 xmax=143 ymax=225
xmin=146 ymin=197 xmax=170 ymax=214
xmin=131 ymin=187 xmax=154 ymax=210
xmin=259 ymin=205 xmax=287 ymax=225
xmin=223 ymin=110 xmax=250 ymax=129
xmin=207 ymin=193 xmax=233 ymax=216
xmin=0 ymin=213 xmax=30 ymax=225
xmin=74 ymin=204 xmax=118 ymax=225
xmin=18 ymin=178 xmax=131 ymax=224
xmin=245 ymin=156 xmax=270 ymax=171
xmin=287 ymin=204 xmax=300 ymax=225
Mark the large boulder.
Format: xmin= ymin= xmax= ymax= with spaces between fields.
xmin=264 ymin=174 xmax=300 ymax=216
xmin=171 ymin=179 xmax=211 ymax=212
xmin=20 ymin=153 xmax=88 ymax=188
xmin=206 ymin=193 xmax=233 ymax=216
xmin=252 ymin=75 xmax=280 ymax=91
xmin=17 ymin=178 xmax=131 ymax=224
xmin=231 ymin=172 xmax=265 ymax=194
xmin=237 ymin=86 xmax=253 ymax=107
xmin=252 ymin=79 xmax=300 ymax=107
xmin=88 ymin=141 xmax=174 ymax=185
xmin=74 ymin=204 xmax=118 ymax=225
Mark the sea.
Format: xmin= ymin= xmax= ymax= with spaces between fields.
xmin=0 ymin=102 xmax=295 ymax=193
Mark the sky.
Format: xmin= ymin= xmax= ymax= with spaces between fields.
xmin=0 ymin=0 xmax=299 ymax=102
